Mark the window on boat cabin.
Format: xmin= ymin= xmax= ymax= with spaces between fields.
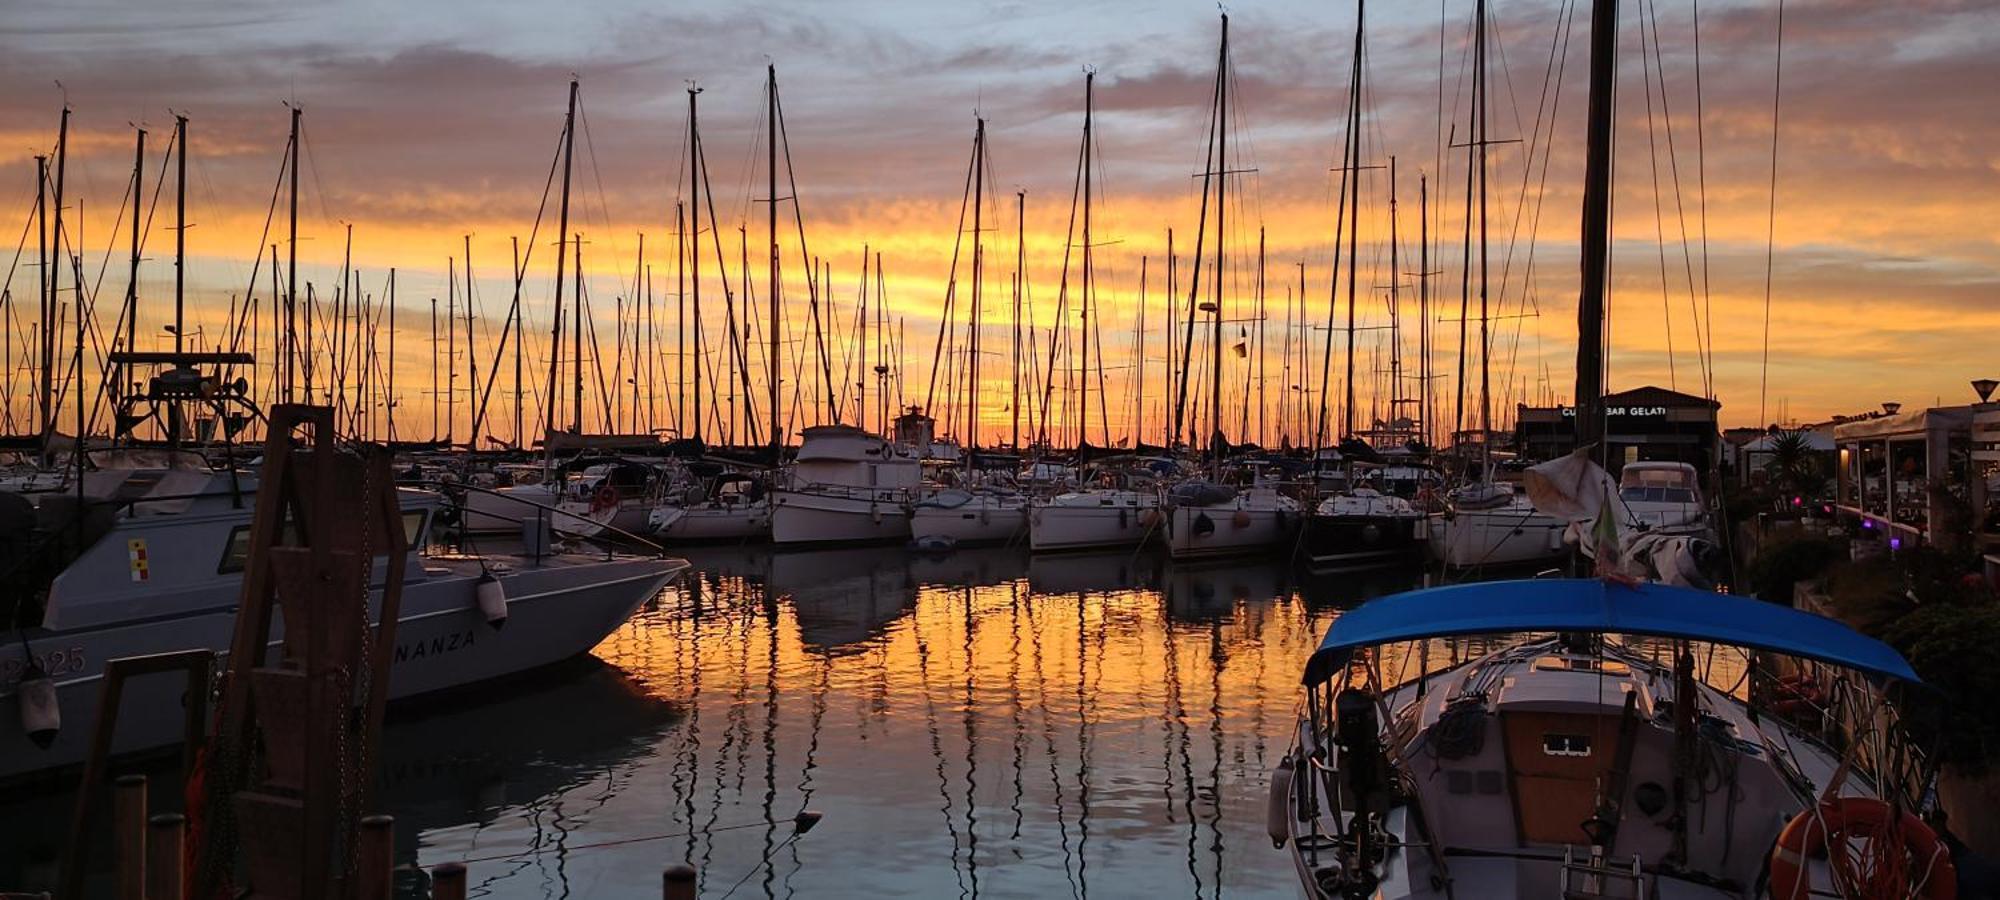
xmin=1619 ymin=486 xmax=1696 ymax=504
xmin=217 ymin=509 xmax=428 ymax=574
xmin=1541 ymin=733 xmax=1593 ymax=758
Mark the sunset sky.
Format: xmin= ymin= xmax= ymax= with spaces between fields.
xmin=2 ymin=0 xmax=1995 ymax=446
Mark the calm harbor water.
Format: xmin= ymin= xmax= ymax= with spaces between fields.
xmin=383 ymin=547 xmax=1413 ymax=898
xmin=0 ymin=547 xmax=1420 ymax=897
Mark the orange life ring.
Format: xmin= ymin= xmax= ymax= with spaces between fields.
xmin=591 ymin=485 xmax=620 ymax=512
xmin=1768 ymin=797 xmax=1956 ymax=900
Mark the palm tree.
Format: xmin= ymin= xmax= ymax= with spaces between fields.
xmin=1763 ymin=429 xmax=1825 ymax=498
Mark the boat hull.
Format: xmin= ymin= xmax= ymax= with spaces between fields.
xmin=910 ymin=499 xmax=1025 ymax=547
xmin=0 ymin=558 xmax=681 ymax=784
xmin=651 ymin=500 xmax=771 ymax=542
xmin=1027 ymin=496 xmax=1159 ymax=552
xmin=1165 ymin=501 xmax=1298 ymax=559
xmin=770 ymin=489 xmax=911 ymax=546
xmin=1425 ymin=505 xmax=1568 ymax=569
xmin=1300 ymin=513 xmax=1424 ymax=571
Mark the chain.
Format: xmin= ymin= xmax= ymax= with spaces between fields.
xmin=338 ymin=452 xmax=381 ymax=883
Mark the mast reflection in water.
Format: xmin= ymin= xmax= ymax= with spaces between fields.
xmin=389 ymin=548 xmax=1413 ymax=898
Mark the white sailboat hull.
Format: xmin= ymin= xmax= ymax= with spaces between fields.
xmin=1028 ymin=494 xmax=1160 ymax=552
xmin=649 ymin=500 xmax=771 ymax=542
xmin=909 ymin=499 xmax=1025 ymax=547
xmin=1164 ymin=501 xmax=1299 ymax=559
xmin=770 ymin=489 xmax=911 ymax=546
xmin=1425 ymin=504 xmax=1568 ymax=568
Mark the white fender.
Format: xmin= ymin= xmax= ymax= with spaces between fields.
xmin=19 ymin=663 xmax=60 ymax=749
xmin=476 ymin=573 xmax=508 ymax=630
xmin=1267 ymin=755 xmax=1294 ymax=849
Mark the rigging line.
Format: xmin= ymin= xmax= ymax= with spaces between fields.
xmin=218 ymin=133 xmax=292 ymax=390
xmin=1639 ymin=0 xmax=1678 ymax=392
xmin=1692 ymin=0 xmax=1717 ymax=402
xmin=925 ymin=123 xmax=978 ymax=425
xmin=1757 ymin=0 xmax=1785 ymax=428
xmin=1645 ymin=0 xmax=1715 ymax=401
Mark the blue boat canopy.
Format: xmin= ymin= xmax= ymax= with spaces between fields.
xmin=1303 ymin=579 xmax=1921 ymax=686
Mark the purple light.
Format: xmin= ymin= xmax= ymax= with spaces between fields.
xmin=1890 ymin=538 xmax=1903 ymax=551
xmin=1863 ymin=520 xmax=1874 ymax=530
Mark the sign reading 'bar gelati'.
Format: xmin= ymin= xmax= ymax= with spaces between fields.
xmin=1559 ymin=406 xmax=1670 ymax=418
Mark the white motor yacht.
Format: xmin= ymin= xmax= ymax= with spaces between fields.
xmin=769 ymin=425 xmax=921 ymax=546
xmin=0 ymin=466 xmax=684 ymax=783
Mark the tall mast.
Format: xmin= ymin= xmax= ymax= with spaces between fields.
xmin=1575 ymin=0 xmax=1618 ymax=452
xmin=968 ymin=116 xmax=985 ymax=457
xmin=1418 ymin=175 xmax=1431 ymax=448
xmin=49 ymin=104 xmax=69 ymax=455
xmin=1476 ymin=0 xmax=1493 ymax=473
xmin=1342 ymin=1 xmax=1366 ymax=440
xmin=429 ymin=297 xmax=439 ymax=440
xmin=546 ymin=78 xmax=578 ymax=440
xmin=767 ymin=65 xmax=782 ymax=455
xmin=512 ymin=238 xmax=523 ymax=445
xmin=688 ymin=86 xmax=704 ymax=444
xmin=1136 ymin=256 xmax=1147 ymax=445
xmin=286 ymin=104 xmax=299 ymax=403
xmin=464 ymin=234 xmax=476 ymax=446
xmin=1079 ymin=72 xmax=1094 ymax=448
xmin=387 ymin=269 xmax=396 ymax=441
xmin=1211 ymin=14 xmax=1229 ymax=474
xmin=675 ymin=201 xmax=686 ymax=438
xmin=123 ymin=127 xmax=144 ymax=421
xmin=1388 ymin=155 xmax=1401 ymax=443
xmin=1013 ymin=190 xmax=1024 ymax=450
xmin=573 ymin=233 xmax=584 ymax=433
xmin=172 ymin=113 xmax=185 ymax=353
xmin=33 ymin=155 xmax=46 ymax=446
xmin=446 ymin=257 xmax=456 ymax=440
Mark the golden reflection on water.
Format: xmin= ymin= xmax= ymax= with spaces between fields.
xmin=393 ymin=547 xmax=1391 ymax=899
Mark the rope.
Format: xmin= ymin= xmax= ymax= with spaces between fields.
xmin=1757 ymin=0 xmax=1787 ymax=427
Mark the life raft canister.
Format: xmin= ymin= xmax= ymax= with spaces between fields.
xmin=1767 ymin=797 xmax=1956 ymax=900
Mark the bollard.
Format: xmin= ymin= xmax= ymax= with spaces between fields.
xmin=357 ymin=815 xmax=396 ymax=900
xmin=144 ymin=813 xmax=184 ymax=900
xmin=113 ymin=774 xmax=147 ymax=900
xmin=432 ymin=862 xmax=468 ymax=900
xmin=661 ymin=864 xmax=697 ymax=900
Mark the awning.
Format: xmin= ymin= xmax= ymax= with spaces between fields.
xmin=1834 ymin=406 xmax=1972 ymax=442
xmin=1302 ymin=578 xmax=1920 ymax=685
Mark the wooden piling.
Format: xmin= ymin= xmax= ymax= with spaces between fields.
xmin=432 ymin=862 xmax=467 ymax=900
xmin=113 ymin=775 xmax=147 ymax=900
xmin=357 ymin=815 xmax=395 ymax=900
xmin=662 ymin=864 xmax=696 ymax=900
xmin=144 ymin=813 xmax=184 ymax=900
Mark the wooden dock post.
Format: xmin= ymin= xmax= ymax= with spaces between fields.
xmin=431 ymin=862 xmax=467 ymax=900
xmin=113 ymin=774 xmax=147 ymax=900
xmin=661 ymin=865 xmax=696 ymax=900
xmin=357 ymin=815 xmax=395 ymax=900
xmin=144 ymin=814 xmax=184 ymax=900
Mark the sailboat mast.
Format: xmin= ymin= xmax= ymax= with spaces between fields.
xmin=768 ymin=65 xmax=782 ymax=454
xmin=1211 ymin=15 xmax=1228 ymax=474
xmin=1388 ymin=155 xmax=1401 ymax=442
xmin=688 ymin=86 xmax=703 ymax=444
xmin=969 ymin=117 xmax=985 ymax=457
xmin=1079 ymin=72 xmax=1094 ymax=449
xmin=1575 ymin=0 xmax=1618 ymax=451
xmin=1014 ymin=190 xmax=1024 ymax=450
xmin=123 ymin=127 xmax=144 ymax=417
xmin=1419 ymin=175 xmax=1431 ymax=448
xmin=546 ymin=79 xmax=577 ymax=441
xmin=464 ymin=234 xmax=477 ymax=446
xmin=446 ymin=257 xmax=456 ymax=440
xmin=1342 ymin=2 xmax=1365 ymax=440
xmin=1476 ymin=0 xmax=1492 ymax=472
xmin=286 ymin=105 xmax=299 ymax=403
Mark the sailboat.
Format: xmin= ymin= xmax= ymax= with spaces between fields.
xmin=1423 ymin=0 xmax=1566 ymax=570
xmin=910 ymin=116 xmax=1027 ymax=549
xmin=1271 ymin=7 xmax=1960 ymax=897
xmin=1160 ymin=15 xmax=1302 ymax=560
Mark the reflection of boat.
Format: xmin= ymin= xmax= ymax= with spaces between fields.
xmin=907 ymin=545 xmax=1029 ymax=588
xmin=378 ymin=658 xmax=678 ymax=850
xmin=768 ymin=547 xmax=918 ymax=652
xmin=1274 ymin=580 xmax=1954 ymax=900
xmin=0 ymin=468 xmax=684 ymax=783
xmin=1026 ymin=549 xmax=1164 ymax=596
xmin=1160 ymin=556 xmax=1289 ymax=623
